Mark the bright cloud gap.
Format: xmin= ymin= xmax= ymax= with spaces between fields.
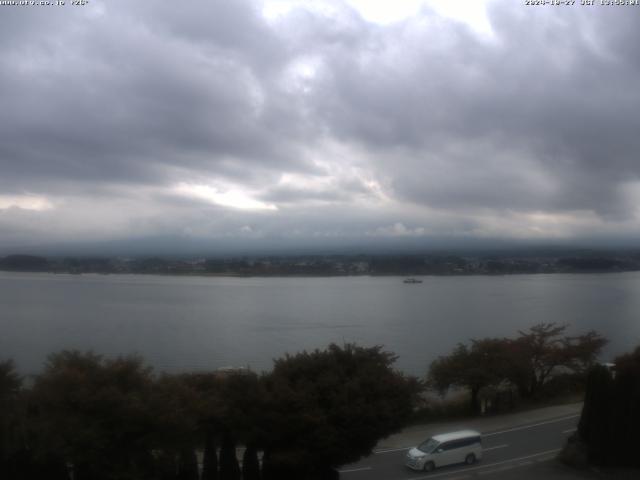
xmin=174 ymin=183 xmax=278 ymax=211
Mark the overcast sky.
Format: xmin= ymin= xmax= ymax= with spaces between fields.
xmin=1 ymin=0 xmax=640 ymax=254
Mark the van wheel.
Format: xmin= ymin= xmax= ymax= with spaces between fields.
xmin=423 ymin=461 xmax=435 ymax=472
xmin=465 ymin=454 xmax=476 ymax=465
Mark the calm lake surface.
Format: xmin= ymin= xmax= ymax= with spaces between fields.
xmin=1 ymin=271 xmax=639 ymax=376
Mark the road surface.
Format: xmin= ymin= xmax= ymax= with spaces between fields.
xmin=339 ymin=413 xmax=579 ymax=480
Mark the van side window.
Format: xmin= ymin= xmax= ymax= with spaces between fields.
xmin=464 ymin=437 xmax=477 ymax=447
xmin=445 ymin=440 xmax=462 ymax=450
xmin=438 ymin=436 xmax=481 ymax=452
xmin=461 ymin=437 xmax=480 ymax=447
xmin=450 ymin=437 xmax=480 ymax=449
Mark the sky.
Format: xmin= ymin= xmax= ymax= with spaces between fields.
xmin=1 ymin=0 xmax=640 ymax=255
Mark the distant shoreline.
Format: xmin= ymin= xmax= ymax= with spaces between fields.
xmin=3 ymin=251 xmax=640 ymax=277
xmin=3 ymin=268 xmax=640 ymax=279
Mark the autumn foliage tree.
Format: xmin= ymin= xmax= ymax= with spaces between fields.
xmin=428 ymin=338 xmax=512 ymax=413
xmin=508 ymin=323 xmax=607 ymax=398
xmin=428 ymin=323 xmax=607 ymax=412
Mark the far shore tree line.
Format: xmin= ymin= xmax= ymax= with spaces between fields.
xmin=4 ymin=252 xmax=640 ymax=277
xmin=0 ymin=323 xmax=612 ymax=480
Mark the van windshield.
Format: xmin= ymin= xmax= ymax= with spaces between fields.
xmin=417 ymin=438 xmax=439 ymax=453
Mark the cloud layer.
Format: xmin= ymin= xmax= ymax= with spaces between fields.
xmin=1 ymin=0 xmax=640 ymax=252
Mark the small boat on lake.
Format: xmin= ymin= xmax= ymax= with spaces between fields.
xmin=403 ymin=278 xmax=423 ymax=284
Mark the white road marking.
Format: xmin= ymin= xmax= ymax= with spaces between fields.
xmin=483 ymin=414 xmax=580 ymax=437
xmin=562 ymin=428 xmax=577 ymax=434
xmin=478 ymin=465 xmax=514 ymax=475
xmin=338 ymin=466 xmax=372 ymax=473
xmin=406 ymin=448 xmax=562 ymax=480
xmin=483 ymin=444 xmax=508 ymax=451
xmin=535 ymin=455 xmax=557 ymax=462
xmin=374 ymin=447 xmax=409 ymax=454
xmin=374 ymin=414 xmax=578 ymax=455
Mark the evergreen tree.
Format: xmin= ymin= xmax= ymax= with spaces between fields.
xmin=0 ymin=360 xmax=23 ymax=480
xmin=261 ymin=343 xmax=420 ymax=476
xmin=577 ymin=346 xmax=640 ymax=467
xmin=578 ymin=364 xmax=613 ymax=465
xmin=154 ymin=450 xmax=178 ymax=480
xmin=609 ymin=346 xmax=640 ymax=467
xmin=219 ymin=431 xmax=241 ymax=480
xmin=201 ymin=431 xmax=218 ymax=480
xmin=241 ymin=445 xmax=260 ymax=480
xmin=177 ymin=448 xmax=199 ymax=480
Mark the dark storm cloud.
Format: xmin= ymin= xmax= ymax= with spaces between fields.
xmin=2 ymin=0 xmax=640 ymax=249
xmin=0 ymin=0 xmax=319 ymax=192
xmin=295 ymin=3 xmax=640 ymax=217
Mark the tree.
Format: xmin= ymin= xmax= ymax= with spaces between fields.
xmin=509 ymin=323 xmax=607 ymax=398
xmin=242 ymin=445 xmax=260 ymax=480
xmin=261 ymin=343 xmax=421 ymax=478
xmin=428 ymin=338 xmax=511 ymax=413
xmin=30 ymin=351 xmax=157 ymax=480
xmin=428 ymin=325 xmax=608 ymax=411
xmin=576 ymin=346 xmax=640 ymax=467
xmin=577 ymin=364 xmax=614 ymax=465
xmin=0 ymin=360 xmax=21 ymax=397
xmin=219 ymin=431 xmax=241 ymax=480
xmin=177 ymin=448 xmax=199 ymax=480
xmin=216 ymin=371 xmax=267 ymax=449
xmin=201 ymin=430 xmax=219 ymax=480
xmin=151 ymin=373 xmax=205 ymax=451
xmin=607 ymin=346 xmax=640 ymax=466
xmin=0 ymin=360 xmax=26 ymax=480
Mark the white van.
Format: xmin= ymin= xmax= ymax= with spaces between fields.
xmin=405 ymin=430 xmax=482 ymax=472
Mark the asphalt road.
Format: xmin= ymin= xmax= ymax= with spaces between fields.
xmin=339 ymin=414 xmax=580 ymax=480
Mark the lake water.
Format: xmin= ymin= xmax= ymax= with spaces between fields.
xmin=1 ymin=271 xmax=639 ymax=376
